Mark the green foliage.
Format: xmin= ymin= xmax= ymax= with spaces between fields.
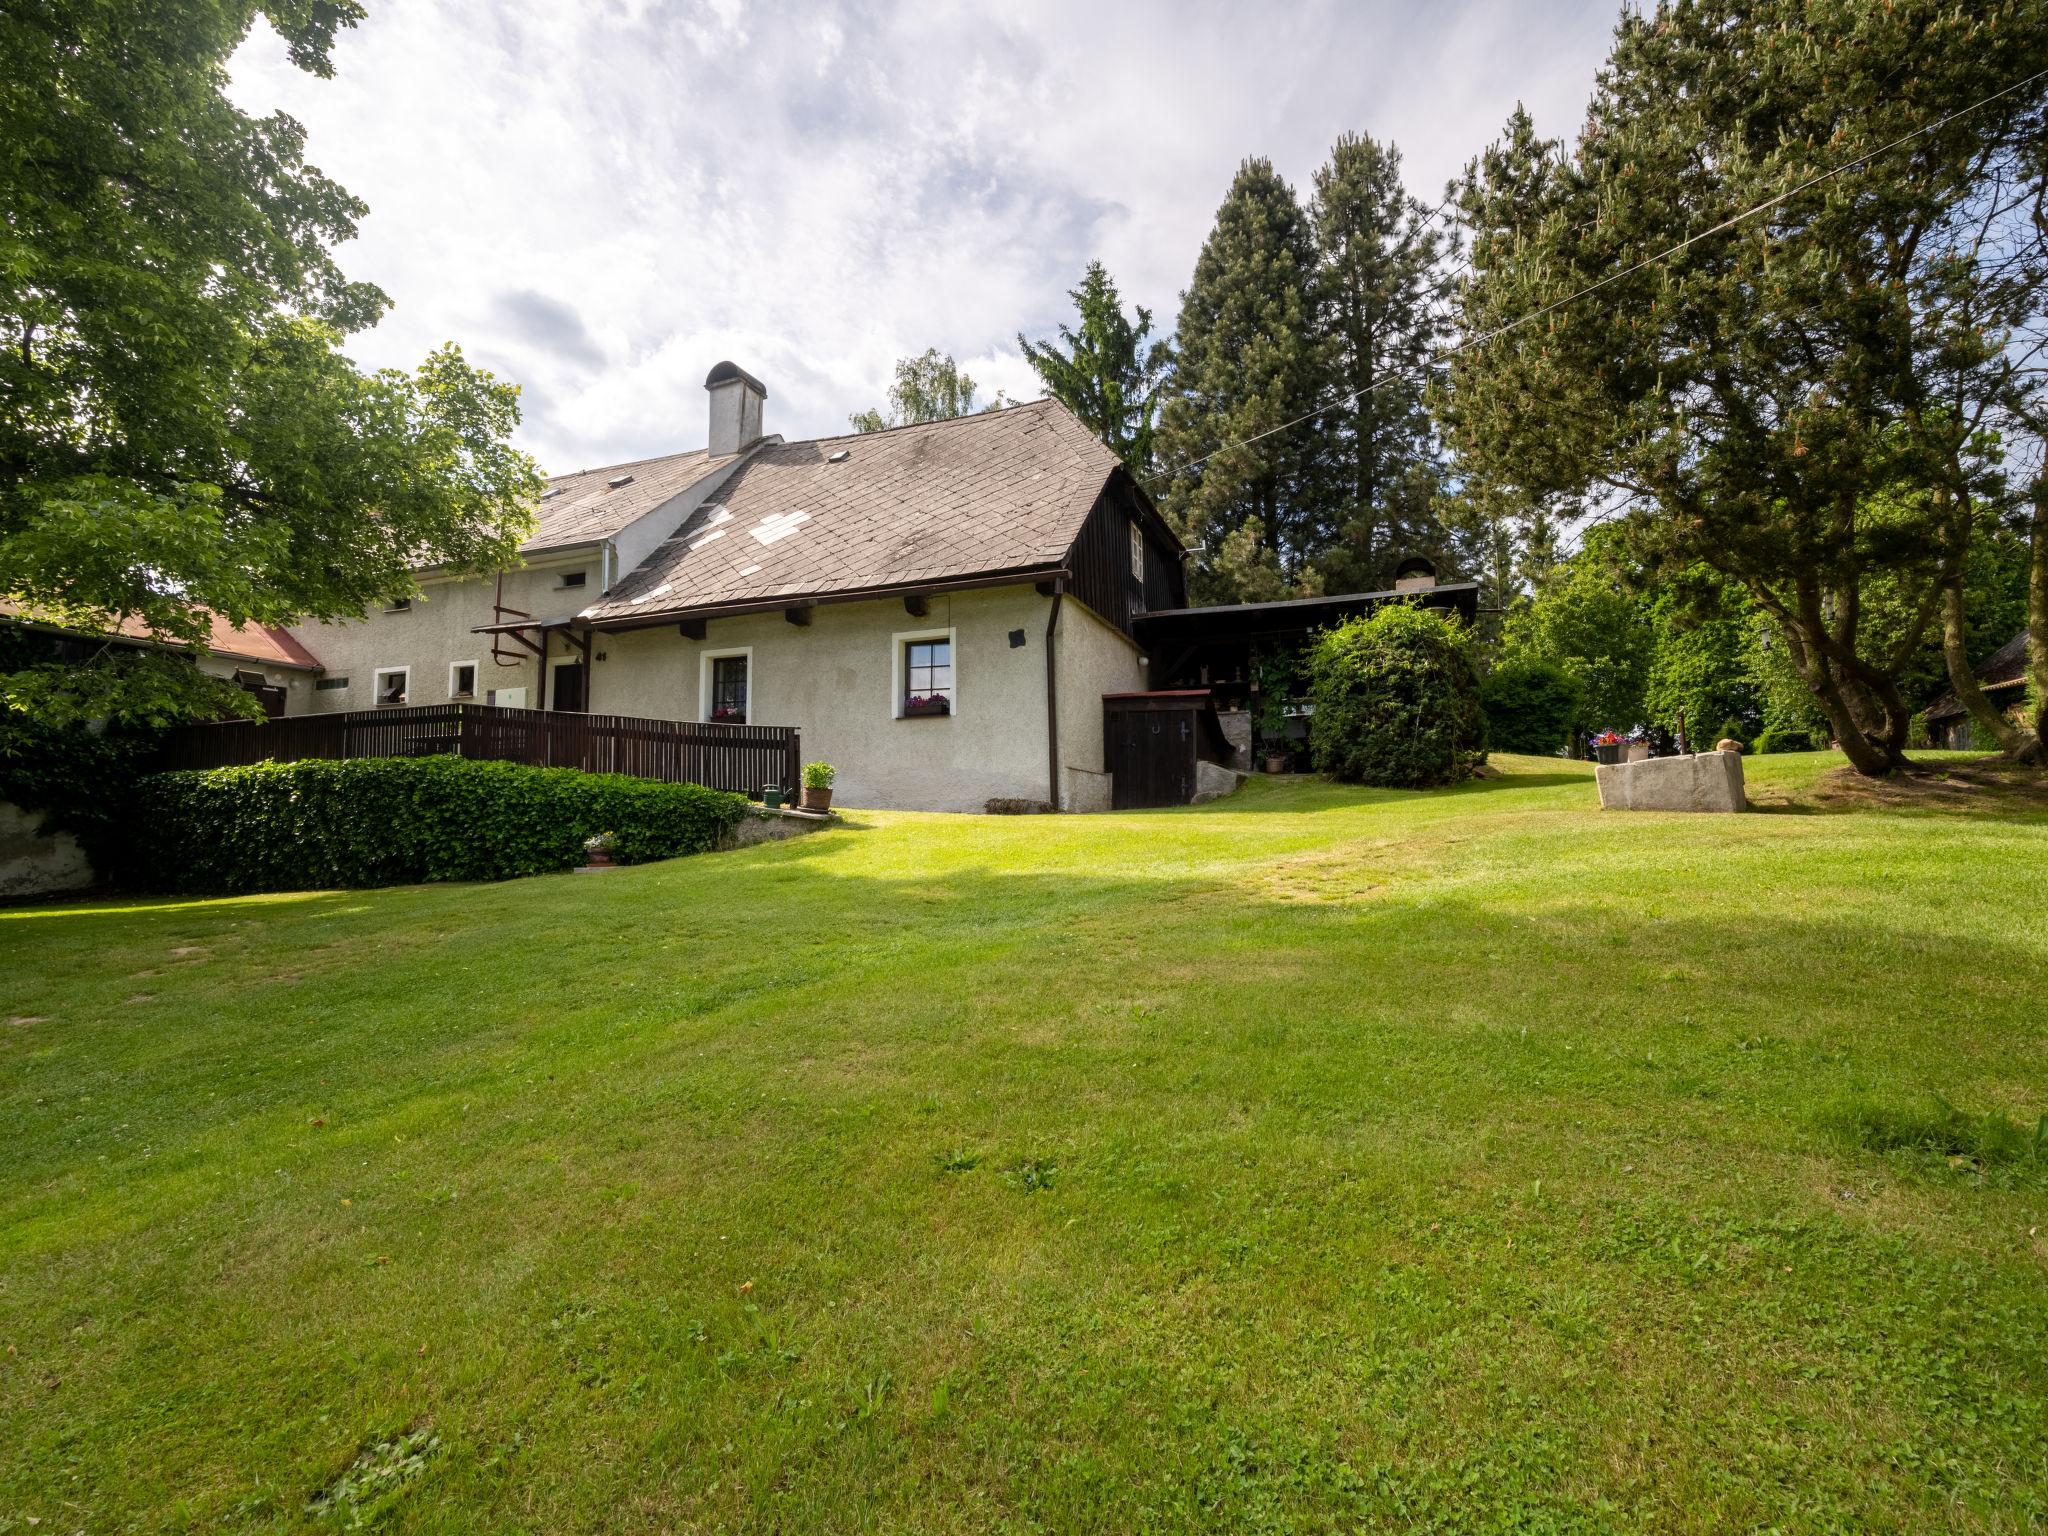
xmin=1017 ymin=262 xmax=1171 ymax=474
xmin=1306 ymin=605 xmax=1482 ymax=786
xmin=1480 ymin=657 xmax=1581 ymax=756
xmin=1496 ymin=528 xmax=1653 ymax=736
xmin=801 ymin=760 xmax=836 ymax=790
xmin=1156 ymin=159 xmax=1326 ymax=602
xmin=1 ymin=0 xmax=540 ymax=722
xmin=1753 ymin=727 xmax=1815 ymax=756
xmin=0 ymin=708 xmax=162 ymax=862
xmin=849 ymin=350 xmax=1004 ymax=433
xmin=1445 ymin=3 xmax=2048 ymax=772
xmin=122 ymin=757 xmax=747 ymax=894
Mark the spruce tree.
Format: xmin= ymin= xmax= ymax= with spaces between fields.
xmin=1018 ymin=263 xmax=1171 ymax=475
xmin=1155 ymin=159 xmax=1325 ymax=603
xmin=1308 ymin=133 xmax=1451 ymax=592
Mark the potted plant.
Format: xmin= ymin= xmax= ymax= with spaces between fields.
xmin=801 ymin=760 xmax=836 ymax=811
xmin=1592 ymin=730 xmax=1625 ymax=765
xmin=582 ymin=830 xmax=618 ymax=868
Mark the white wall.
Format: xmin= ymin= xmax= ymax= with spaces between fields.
xmin=287 ymin=552 xmax=596 ymax=713
xmin=595 ymin=584 xmax=1144 ymax=812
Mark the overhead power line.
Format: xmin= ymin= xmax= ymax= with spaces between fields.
xmin=1144 ymin=63 xmax=2048 ymax=491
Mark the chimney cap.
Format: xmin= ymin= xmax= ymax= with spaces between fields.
xmin=1394 ymin=555 xmax=1436 ymax=580
xmin=704 ymin=360 xmax=768 ymax=399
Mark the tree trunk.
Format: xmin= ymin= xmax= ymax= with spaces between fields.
xmin=1941 ymin=574 xmax=2038 ymax=761
xmin=2028 ymin=479 xmax=2048 ymax=757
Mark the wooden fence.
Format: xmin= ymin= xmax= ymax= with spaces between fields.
xmin=156 ymin=704 xmax=803 ymax=797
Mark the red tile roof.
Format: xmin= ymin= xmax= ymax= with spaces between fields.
xmin=0 ymin=600 xmax=323 ymax=671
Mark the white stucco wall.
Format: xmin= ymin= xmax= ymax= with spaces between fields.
xmin=1053 ymin=597 xmax=1148 ymax=810
xmin=287 ymin=551 xmax=597 ymax=713
xmin=594 ymin=584 xmax=1144 ymax=813
xmin=0 ymin=801 xmax=94 ymax=901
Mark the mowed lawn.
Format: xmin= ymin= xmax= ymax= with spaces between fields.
xmin=2 ymin=753 xmax=2045 ymax=1533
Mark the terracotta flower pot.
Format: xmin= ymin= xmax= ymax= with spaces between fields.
xmin=802 ymin=786 xmax=833 ymax=812
xmin=584 ymin=849 xmax=614 ymax=867
xmin=1263 ymin=754 xmax=1290 ymax=775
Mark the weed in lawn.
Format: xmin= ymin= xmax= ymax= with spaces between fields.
xmin=1003 ymin=1155 xmax=1058 ymax=1192
xmin=1832 ymin=1094 xmax=2048 ymax=1184
xmin=935 ymin=1147 xmax=981 ymax=1173
xmin=307 ymin=1429 xmax=439 ymax=1526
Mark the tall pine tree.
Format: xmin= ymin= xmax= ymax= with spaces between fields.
xmin=1156 ymin=159 xmax=1325 ymax=603
xmin=1018 ymin=262 xmax=1171 ymax=475
xmin=1308 ymin=133 xmax=1451 ymax=592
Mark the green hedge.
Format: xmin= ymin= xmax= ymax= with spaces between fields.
xmin=123 ymin=756 xmax=750 ymax=893
xmin=1752 ymin=727 xmax=1815 ymax=755
xmin=1480 ymin=657 xmax=1582 ymax=756
xmin=1307 ymin=605 xmax=1485 ymax=788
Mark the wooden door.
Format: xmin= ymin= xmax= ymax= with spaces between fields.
xmin=1105 ymin=704 xmax=1196 ymax=809
xmin=552 ymin=663 xmax=586 ymax=713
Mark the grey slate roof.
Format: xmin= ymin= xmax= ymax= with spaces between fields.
xmin=524 ymin=447 xmax=740 ymax=554
xmin=583 ymin=399 xmax=1124 ymax=624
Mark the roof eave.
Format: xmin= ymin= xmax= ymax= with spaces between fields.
xmin=583 ymin=563 xmax=1073 ymax=633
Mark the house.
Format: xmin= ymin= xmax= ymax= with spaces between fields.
xmin=283 ymin=362 xmax=1477 ymax=812
xmin=1924 ymin=630 xmax=2034 ymax=749
xmin=0 ymin=600 xmax=323 ymax=717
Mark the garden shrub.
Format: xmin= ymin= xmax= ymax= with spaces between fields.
xmin=1480 ymin=657 xmax=1582 ymax=756
xmin=1752 ymin=726 xmax=1815 ymax=755
xmin=1711 ymin=718 xmax=1748 ymax=750
xmin=1306 ymin=605 xmax=1484 ymax=787
xmin=122 ymin=756 xmax=749 ymax=893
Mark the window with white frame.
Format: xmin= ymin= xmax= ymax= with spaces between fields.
xmin=892 ymin=626 xmax=957 ymax=718
xmin=1130 ymin=520 xmax=1145 ymax=580
xmin=373 ymin=666 xmax=410 ymax=706
xmin=449 ymin=660 xmax=478 ymax=698
xmin=700 ymin=649 xmax=751 ymax=723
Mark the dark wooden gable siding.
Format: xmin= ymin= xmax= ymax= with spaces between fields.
xmin=1062 ymin=470 xmax=1186 ymax=638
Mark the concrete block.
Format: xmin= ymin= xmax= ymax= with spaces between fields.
xmin=1595 ymin=750 xmax=1747 ymax=813
xmin=1 ymin=801 xmax=95 ymax=901
xmin=1191 ymin=759 xmax=1246 ymax=804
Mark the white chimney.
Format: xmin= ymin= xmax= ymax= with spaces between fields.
xmin=1393 ymin=556 xmax=1438 ymax=593
xmin=705 ymin=361 xmax=768 ymax=457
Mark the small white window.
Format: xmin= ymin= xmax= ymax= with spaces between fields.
xmin=700 ymin=648 xmax=752 ymax=724
xmin=891 ymin=626 xmax=958 ymax=719
xmin=373 ymin=667 xmax=410 ymax=707
xmin=1130 ymin=522 xmax=1145 ymax=580
xmin=449 ymin=661 xmax=478 ymax=698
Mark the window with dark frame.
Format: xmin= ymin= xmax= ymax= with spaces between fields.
xmin=709 ymin=654 xmax=749 ymax=722
xmin=903 ymin=638 xmax=952 ymax=716
xmin=315 ymin=676 xmax=349 ymax=691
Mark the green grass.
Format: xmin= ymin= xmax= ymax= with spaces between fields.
xmin=2 ymin=751 xmax=2045 ymax=1533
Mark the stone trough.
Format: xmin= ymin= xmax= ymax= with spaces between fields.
xmin=1595 ymin=749 xmax=1747 ymax=813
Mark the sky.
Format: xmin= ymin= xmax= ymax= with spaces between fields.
xmin=227 ymin=0 xmax=1621 ymax=476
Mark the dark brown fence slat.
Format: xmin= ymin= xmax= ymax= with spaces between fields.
xmin=156 ymin=705 xmax=800 ymax=797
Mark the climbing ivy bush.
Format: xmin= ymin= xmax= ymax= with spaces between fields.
xmin=123 ymin=757 xmax=748 ymax=893
xmin=1306 ymin=605 xmax=1484 ymax=787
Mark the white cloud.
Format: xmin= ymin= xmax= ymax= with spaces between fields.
xmin=228 ymin=0 xmax=1615 ymax=472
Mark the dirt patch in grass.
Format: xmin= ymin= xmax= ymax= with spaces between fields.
xmin=1776 ymin=757 xmax=2048 ymax=814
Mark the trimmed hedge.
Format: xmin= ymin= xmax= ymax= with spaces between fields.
xmin=1753 ymin=727 xmax=1815 ymax=755
xmin=1307 ymin=605 xmax=1485 ymax=788
xmin=123 ymin=756 xmax=750 ymax=893
xmin=1480 ymin=657 xmax=1582 ymax=756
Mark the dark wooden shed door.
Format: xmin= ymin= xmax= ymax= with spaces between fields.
xmin=1106 ymin=705 xmax=1196 ymax=809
